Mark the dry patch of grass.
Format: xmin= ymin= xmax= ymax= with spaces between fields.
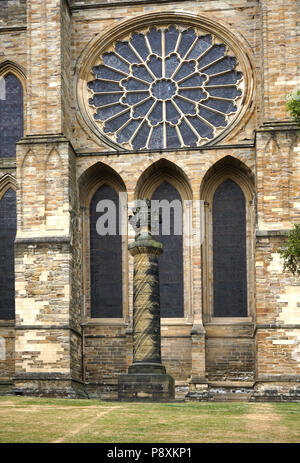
xmin=243 ymin=403 xmax=291 ymax=443
xmin=0 ymin=396 xmax=299 ymax=443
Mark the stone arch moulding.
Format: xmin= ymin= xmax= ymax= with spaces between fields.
xmin=200 ymin=155 xmax=255 ymax=324
xmin=78 ymin=162 xmax=128 ymax=322
xmin=0 ymin=173 xmax=17 ymax=200
xmin=76 ymin=11 xmax=255 ymax=152
xmin=135 ymin=158 xmax=193 ymax=321
xmin=135 ymin=158 xmax=192 ymax=200
xmin=0 ymin=59 xmax=26 ymax=86
xmin=0 ymin=59 xmax=27 ymax=137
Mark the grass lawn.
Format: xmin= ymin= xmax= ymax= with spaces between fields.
xmin=0 ymin=396 xmax=299 ymax=443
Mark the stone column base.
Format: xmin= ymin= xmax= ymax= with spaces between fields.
xmin=13 ymin=374 xmax=86 ymax=398
xmin=118 ymin=373 xmax=175 ymax=402
xmin=128 ymin=362 xmax=166 ymax=374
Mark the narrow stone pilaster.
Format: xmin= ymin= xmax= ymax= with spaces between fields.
xmin=26 ymin=0 xmax=71 ymax=137
xmin=187 ymin=324 xmax=209 ymax=400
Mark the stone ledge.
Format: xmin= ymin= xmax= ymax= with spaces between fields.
xmin=256 ymin=229 xmax=290 ymax=237
xmin=0 ymin=158 xmax=16 ymax=169
xmin=17 ymin=134 xmax=68 ymax=145
xmin=16 ymin=134 xmax=77 ymax=157
xmin=70 ymin=0 xmax=222 ymax=11
xmin=209 ymin=381 xmax=254 ymax=388
xmin=255 ymin=376 xmax=300 ymax=383
xmin=256 ymin=120 xmax=299 ymax=132
xmin=255 ymin=324 xmax=300 ymax=330
xmin=81 ymin=319 xmax=127 ymax=326
xmin=15 ymin=325 xmax=82 ymax=337
xmin=84 ymin=334 xmax=126 ymax=339
xmin=0 ymin=320 xmax=15 ymax=327
xmin=0 ymin=26 xmax=26 ymax=33
xmin=189 ymin=376 xmax=208 ymax=384
xmin=161 ymin=318 xmax=193 ymax=326
xmin=0 ymin=380 xmax=13 ymax=385
xmin=77 ymin=142 xmax=255 ymax=158
xmin=206 ymin=317 xmax=253 ymax=324
xmin=13 ymin=373 xmax=84 ymax=384
xmin=13 ymin=376 xmax=86 ymax=398
xmin=15 ymin=236 xmax=72 ymax=246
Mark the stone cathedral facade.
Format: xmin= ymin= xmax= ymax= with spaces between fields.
xmin=0 ymin=0 xmax=299 ymax=401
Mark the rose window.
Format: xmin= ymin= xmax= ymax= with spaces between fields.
xmin=87 ymin=25 xmax=244 ymax=150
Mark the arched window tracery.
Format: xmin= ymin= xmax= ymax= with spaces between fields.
xmin=212 ymin=178 xmax=247 ymax=317
xmin=0 ymin=73 xmax=23 ymax=158
xmin=201 ymin=157 xmax=255 ymax=323
xmin=89 ymin=184 xmax=123 ymax=318
xmin=151 ymin=181 xmax=184 ymax=318
xmin=0 ymin=187 xmax=16 ymax=319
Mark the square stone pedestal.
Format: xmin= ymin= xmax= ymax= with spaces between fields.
xmin=118 ymin=372 xmax=175 ymax=402
xmin=118 ymin=364 xmax=174 ymax=401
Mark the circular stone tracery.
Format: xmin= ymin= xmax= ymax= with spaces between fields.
xmin=151 ymin=79 xmax=177 ymax=100
xmin=87 ymin=24 xmax=245 ymax=150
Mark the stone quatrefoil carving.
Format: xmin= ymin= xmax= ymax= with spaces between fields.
xmin=87 ymin=25 xmax=244 ymax=150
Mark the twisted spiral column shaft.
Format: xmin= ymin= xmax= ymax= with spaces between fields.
xmin=129 ymin=241 xmax=163 ymax=366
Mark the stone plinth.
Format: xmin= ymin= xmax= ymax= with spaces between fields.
xmin=118 ymin=372 xmax=174 ymax=402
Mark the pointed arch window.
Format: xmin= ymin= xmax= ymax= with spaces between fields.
xmin=212 ymin=179 xmax=247 ymax=317
xmin=0 ymin=73 xmax=23 ymax=158
xmin=89 ymin=184 xmax=123 ymax=318
xmin=0 ymin=188 xmax=16 ymax=319
xmin=152 ymin=181 xmax=184 ymax=317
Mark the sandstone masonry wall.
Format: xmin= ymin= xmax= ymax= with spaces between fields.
xmin=0 ymin=0 xmax=299 ymax=399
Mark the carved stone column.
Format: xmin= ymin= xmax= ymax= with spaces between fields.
xmin=118 ymin=199 xmax=174 ymax=401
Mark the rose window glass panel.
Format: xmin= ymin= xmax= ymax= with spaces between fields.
xmin=87 ymin=25 xmax=244 ymax=150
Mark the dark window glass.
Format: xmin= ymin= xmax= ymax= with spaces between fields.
xmin=103 ymin=109 xmax=130 ymax=132
xmin=132 ymin=121 xmax=150 ymax=150
xmin=0 ymin=73 xmax=23 ymax=158
xmin=0 ymin=188 xmax=16 ymax=319
xmin=213 ymin=179 xmax=247 ymax=317
xmin=187 ymin=115 xmax=214 ymax=138
xmin=165 ymin=54 xmax=180 ymax=78
xmin=103 ymin=52 xmax=129 ymax=73
xmin=148 ymin=124 xmax=163 ymax=149
xmin=152 ymin=182 xmax=184 ymax=317
xmin=90 ymin=184 xmax=122 ymax=318
xmin=177 ymin=29 xmax=197 ymax=58
xmin=117 ymin=119 xmax=140 ymax=144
